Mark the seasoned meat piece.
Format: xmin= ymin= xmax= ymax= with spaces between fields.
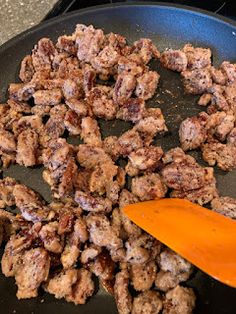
xmin=220 ymin=61 xmax=236 ymax=83
xmin=181 ymin=68 xmax=212 ymax=94
xmin=75 ymin=24 xmax=105 ymax=63
xmin=39 ymin=221 xmax=63 ymax=254
xmin=9 ymin=82 xmax=36 ymax=102
xmin=117 ymin=129 xmax=143 ymax=156
xmin=13 ymin=114 xmax=43 ymax=136
xmin=160 ymin=49 xmax=187 ymax=72
xmin=158 ymin=249 xmax=192 ymax=278
xmin=211 ymin=196 xmax=236 ymax=219
xmin=198 ymin=93 xmax=212 ymax=106
xmin=103 ymin=136 xmax=120 ymax=160
xmin=161 ymin=149 xmax=212 ymax=191
xmin=62 ymin=79 xmax=80 ymax=100
xmin=210 ymin=66 xmax=227 ymax=85
xmin=206 ymin=111 xmax=235 ymax=142
xmin=56 ymin=35 xmax=77 ymax=55
xmin=77 ymin=144 xmax=111 ymax=169
xmin=0 ymin=130 xmax=16 ymax=153
xmin=179 ymin=113 xmax=208 ymax=151
xmin=202 ymin=142 xmax=236 ymax=171
xmin=44 ymin=268 xmax=78 ymax=299
xmin=64 ymin=110 xmax=81 ymax=135
xmin=116 ymin=98 xmax=145 ymax=123
xmin=89 ymin=162 xmax=118 ymax=195
xmin=65 ymin=98 xmax=88 ymax=117
xmin=81 ymin=117 xmax=102 ymax=147
xmin=86 ymin=213 xmax=122 ymax=250
xmin=132 ymin=38 xmax=160 ymax=64
xmin=227 ymin=128 xmax=236 ymax=145
xmin=113 ymin=73 xmax=136 ymax=105
xmin=131 ymin=173 xmax=167 ymax=201
xmin=66 ymin=268 xmax=94 ymax=305
xmin=16 ymin=129 xmax=38 ymax=167
xmin=19 ymin=55 xmax=35 ymax=83
xmin=135 ymin=71 xmax=160 ymax=100
xmin=87 ymin=87 xmax=117 ymax=120
xmin=75 ymin=191 xmax=112 ymax=213
xmin=163 ymin=286 xmax=196 ymax=314
xmin=132 ymin=291 xmax=163 ymax=314
xmin=0 ymin=177 xmax=17 ymax=208
xmin=80 ymin=245 xmax=101 ymax=264
xmin=33 ymin=89 xmax=62 ymax=106
xmin=155 ymin=270 xmax=185 ymax=292
xmin=114 ymin=269 xmax=132 ymax=314
xmin=183 ymin=44 xmax=212 ymax=70
xmin=13 ymin=184 xmax=53 ymax=222
xmin=126 ymin=146 xmax=163 ymax=175
xmin=15 ymin=248 xmax=50 ymax=299
xmin=130 ymin=261 xmax=157 ymax=291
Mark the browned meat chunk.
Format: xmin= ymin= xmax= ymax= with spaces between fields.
xmin=130 ymin=261 xmax=157 ymax=291
xmin=117 ymin=129 xmax=143 ymax=156
xmin=160 ymin=49 xmax=187 ymax=72
xmin=75 ymin=24 xmax=105 ymax=63
xmin=75 ymin=191 xmax=112 ymax=213
xmin=113 ymin=73 xmax=136 ymax=105
xmin=44 ymin=268 xmax=78 ymax=299
xmin=135 ymin=71 xmax=160 ymax=100
xmin=64 ymin=110 xmax=81 ymax=135
xmin=33 ymin=89 xmax=62 ymax=106
xmin=114 ymin=269 xmax=132 ymax=314
xmin=126 ymin=146 xmax=163 ymax=176
xmin=211 ymin=196 xmax=236 ymax=219
xmin=0 ymin=130 xmax=16 ymax=153
xmin=16 ymin=129 xmax=38 ymax=167
xmin=19 ymin=55 xmax=35 ymax=83
xmin=179 ymin=113 xmax=208 ymax=151
xmin=132 ymin=291 xmax=163 ymax=314
xmin=39 ymin=221 xmax=63 ymax=253
xmin=81 ymin=117 xmax=102 ymax=147
xmin=131 ymin=173 xmax=167 ymax=201
xmin=87 ymin=87 xmax=117 ymax=120
xmin=86 ymin=213 xmax=122 ymax=250
xmin=202 ymin=142 xmax=236 ymax=171
xmin=116 ymin=98 xmax=145 ymax=123
xmin=15 ymin=248 xmax=50 ymax=299
xmin=0 ymin=177 xmax=17 ymax=208
xmin=183 ymin=44 xmax=212 ymax=70
xmin=132 ymin=38 xmax=160 ymax=64
xmin=181 ymin=68 xmax=212 ymax=94
xmin=66 ymin=268 xmax=94 ymax=304
xmin=163 ymin=285 xmax=196 ymax=314
xmin=77 ymin=144 xmax=111 ymax=169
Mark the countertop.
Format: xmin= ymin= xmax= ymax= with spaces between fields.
xmin=0 ymin=0 xmax=58 ymax=46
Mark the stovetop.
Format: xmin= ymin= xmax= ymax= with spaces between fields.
xmin=44 ymin=0 xmax=236 ymax=21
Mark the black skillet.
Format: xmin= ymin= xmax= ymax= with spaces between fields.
xmin=0 ymin=3 xmax=236 ymax=313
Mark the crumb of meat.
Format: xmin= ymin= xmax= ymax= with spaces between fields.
xmin=181 ymin=68 xmax=212 ymax=94
xmin=131 ymin=173 xmax=167 ymax=201
xmin=130 ymin=261 xmax=157 ymax=292
xmin=163 ymin=285 xmax=196 ymax=314
xmin=211 ymin=196 xmax=236 ymax=219
xmin=15 ymin=248 xmax=50 ymax=299
xmin=160 ymin=49 xmax=187 ymax=72
xmin=182 ymin=44 xmax=212 ymax=70
xmin=114 ymin=269 xmax=132 ymax=314
xmin=65 ymin=268 xmax=94 ymax=305
xmin=135 ymin=71 xmax=160 ymax=100
xmin=81 ymin=117 xmax=102 ymax=147
xmin=116 ymin=98 xmax=145 ymax=123
xmin=132 ymin=291 xmax=162 ymax=314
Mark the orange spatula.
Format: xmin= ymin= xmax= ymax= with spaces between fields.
xmin=123 ymin=198 xmax=236 ymax=288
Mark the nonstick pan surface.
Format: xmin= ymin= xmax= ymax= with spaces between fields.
xmin=0 ymin=3 xmax=236 ymax=313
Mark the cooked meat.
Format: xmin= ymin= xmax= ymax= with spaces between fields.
xmin=114 ymin=269 xmax=132 ymax=314
xmin=211 ymin=196 xmax=236 ymax=219
xmin=16 ymin=129 xmax=39 ymax=167
xmin=163 ymin=285 xmax=196 ymax=314
xmin=179 ymin=113 xmax=208 ymax=151
xmin=15 ymin=248 xmax=50 ymax=299
xmin=113 ymin=73 xmax=136 ymax=105
xmin=182 ymin=44 xmax=212 ymax=70
xmin=117 ymin=129 xmax=143 ymax=156
xmin=65 ymin=268 xmax=95 ymax=305
xmin=131 ymin=173 xmax=167 ymax=201
xmin=81 ymin=117 xmax=102 ymax=147
xmin=160 ymin=49 xmax=187 ymax=72
xmin=130 ymin=261 xmax=157 ymax=291
xmin=181 ymin=68 xmax=212 ymax=94
xmin=33 ymin=89 xmax=62 ymax=106
xmin=44 ymin=268 xmax=78 ymax=299
xmin=135 ymin=71 xmax=160 ymax=100
xmin=116 ymin=98 xmax=145 ymax=123
xmin=132 ymin=291 xmax=163 ymax=314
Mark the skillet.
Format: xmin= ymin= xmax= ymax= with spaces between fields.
xmin=0 ymin=2 xmax=236 ymax=313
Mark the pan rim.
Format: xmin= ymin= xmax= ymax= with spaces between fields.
xmin=0 ymin=1 xmax=236 ymax=53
